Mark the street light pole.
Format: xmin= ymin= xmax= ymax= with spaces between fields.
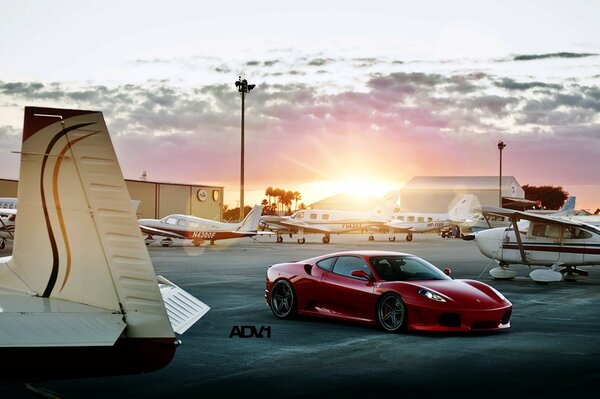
xmin=498 ymin=141 xmax=506 ymax=207
xmin=235 ymin=76 xmax=255 ymax=220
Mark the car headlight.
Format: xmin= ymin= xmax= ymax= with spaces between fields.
xmin=417 ymin=288 xmax=446 ymax=302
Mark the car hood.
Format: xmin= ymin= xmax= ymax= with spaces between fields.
xmin=383 ymin=279 xmax=507 ymax=308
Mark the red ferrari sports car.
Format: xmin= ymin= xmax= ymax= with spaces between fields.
xmin=265 ymin=251 xmax=512 ymax=332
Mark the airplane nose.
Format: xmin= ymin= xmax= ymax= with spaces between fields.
xmin=474 ymin=228 xmax=505 ymax=259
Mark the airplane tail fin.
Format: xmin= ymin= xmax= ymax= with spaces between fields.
xmin=237 ymin=205 xmax=264 ymax=232
xmin=4 ymin=107 xmax=175 ymax=339
xmin=555 ymin=196 xmax=575 ymax=215
xmin=448 ymin=194 xmax=478 ymax=221
xmin=369 ymin=190 xmax=400 ymax=220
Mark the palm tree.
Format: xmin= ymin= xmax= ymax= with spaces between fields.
xmin=293 ymin=191 xmax=301 ymax=212
xmin=274 ymin=188 xmax=285 ymax=214
xmin=265 ymin=186 xmax=274 ymax=207
xmin=283 ymin=191 xmax=295 ymax=214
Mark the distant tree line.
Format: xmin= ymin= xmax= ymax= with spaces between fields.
xmin=222 ymin=205 xmax=251 ymax=222
xmin=522 ymin=184 xmax=569 ymax=210
xmin=263 ymin=187 xmax=304 ymax=215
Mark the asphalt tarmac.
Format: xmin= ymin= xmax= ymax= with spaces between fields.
xmin=2 ymin=233 xmax=599 ymax=398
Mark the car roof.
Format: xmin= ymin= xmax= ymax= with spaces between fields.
xmin=302 ymin=251 xmax=414 ymax=263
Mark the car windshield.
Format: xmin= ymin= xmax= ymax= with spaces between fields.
xmin=370 ymin=256 xmax=450 ymax=281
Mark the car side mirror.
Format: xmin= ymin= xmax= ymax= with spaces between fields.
xmin=443 ymin=268 xmax=452 ymax=276
xmin=351 ymin=269 xmax=373 ymax=282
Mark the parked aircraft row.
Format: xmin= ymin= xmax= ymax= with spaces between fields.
xmin=260 ymin=194 xmax=477 ymax=244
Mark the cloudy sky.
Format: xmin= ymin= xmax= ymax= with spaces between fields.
xmin=1 ymin=0 xmax=599 ymax=210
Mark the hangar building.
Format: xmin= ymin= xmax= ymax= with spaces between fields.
xmin=0 ymin=178 xmax=223 ymax=221
xmin=399 ymin=176 xmax=525 ymax=213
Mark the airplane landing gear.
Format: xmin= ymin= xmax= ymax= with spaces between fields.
xmin=276 ymin=236 xmax=283 ymax=243
xmin=297 ymin=238 xmax=306 ymax=244
xmin=559 ymin=266 xmax=589 ymax=282
xmin=388 ymin=236 xmax=396 ymax=242
xmin=144 ymin=235 xmax=155 ymax=246
xmin=0 ymin=239 xmax=5 ymax=249
xmin=160 ymin=238 xmax=173 ymax=247
xmin=489 ymin=263 xmax=518 ymax=280
xmin=406 ymin=233 xmax=413 ymax=242
xmin=368 ymin=235 xmax=374 ymax=241
xmin=322 ymin=236 xmax=330 ymax=244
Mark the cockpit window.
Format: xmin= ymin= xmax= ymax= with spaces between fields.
xmin=294 ymin=212 xmax=304 ymax=220
xmin=177 ymin=219 xmax=187 ymax=226
xmin=531 ymin=223 xmax=562 ymax=239
xmin=564 ymin=227 xmax=592 ymax=240
xmin=370 ymin=256 xmax=450 ymax=281
xmin=165 ymin=217 xmax=177 ymax=225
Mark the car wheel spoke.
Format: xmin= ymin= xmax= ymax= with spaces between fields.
xmin=379 ymin=295 xmax=405 ymax=330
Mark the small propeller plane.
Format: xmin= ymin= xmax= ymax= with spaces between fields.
xmin=260 ymin=199 xmax=397 ymax=244
xmin=466 ymin=205 xmax=600 ymax=283
xmin=138 ymin=204 xmax=266 ymax=246
xmin=383 ymin=194 xmax=477 ymax=241
xmin=1 ymin=106 xmax=209 ymax=381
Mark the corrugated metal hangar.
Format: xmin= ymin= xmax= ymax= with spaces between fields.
xmin=0 ymin=178 xmax=223 ymax=221
xmin=400 ymin=176 xmax=524 ymax=213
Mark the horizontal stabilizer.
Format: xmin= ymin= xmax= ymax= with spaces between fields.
xmin=158 ymin=276 xmax=210 ymax=334
xmin=0 ymin=296 xmax=126 ymax=347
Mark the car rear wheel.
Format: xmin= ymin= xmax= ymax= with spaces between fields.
xmin=377 ymin=293 xmax=407 ymax=332
xmin=270 ymin=280 xmax=296 ymax=319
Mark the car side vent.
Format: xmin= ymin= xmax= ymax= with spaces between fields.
xmin=304 ymin=264 xmax=313 ymax=275
xmin=501 ymin=309 xmax=512 ymax=325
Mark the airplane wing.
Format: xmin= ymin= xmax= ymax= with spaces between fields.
xmin=481 ymin=206 xmax=597 ymax=229
xmin=140 ymin=224 xmax=187 ymax=240
xmin=384 ymin=222 xmax=413 ymax=233
xmin=278 ymin=220 xmax=338 ymax=233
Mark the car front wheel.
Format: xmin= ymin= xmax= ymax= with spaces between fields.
xmin=377 ymin=293 xmax=407 ymax=332
xmin=270 ymin=280 xmax=296 ymax=319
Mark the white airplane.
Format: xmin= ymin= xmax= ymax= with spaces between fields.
xmin=383 ymin=194 xmax=477 ymax=241
xmin=260 ymin=200 xmax=396 ymax=244
xmin=0 ymin=106 xmax=209 ymax=380
xmin=458 ymin=196 xmax=576 ymax=233
xmin=466 ymin=205 xmax=600 ymax=283
xmin=138 ymin=204 xmax=266 ymax=246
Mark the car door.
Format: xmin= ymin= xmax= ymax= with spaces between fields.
xmin=320 ymin=256 xmax=376 ymax=321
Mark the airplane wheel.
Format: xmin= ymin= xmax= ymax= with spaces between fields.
xmin=406 ymin=234 xmax=413 ymax=242
xmin=276 ymin=236 xmax=283 ymax=243
xmin=368 ymin=235 xmax=374 ymax=241
xmin=322 ymin=236 xmax=330 ymax=244
xmin=389 ymin=236 xmax=396 ymax=242
xmin=161 ymin=239 xmax=173 ymax=247
xmin=0 ymin=240 xmax=5 ymax=249
xmin=298 ymin=238 xmax=306 ymax=244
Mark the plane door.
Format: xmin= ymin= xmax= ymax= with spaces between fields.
xmin=525 ymin=223 xmax=561 ymax=265
xmin=560 ymin=227 xmax=588 ymax=265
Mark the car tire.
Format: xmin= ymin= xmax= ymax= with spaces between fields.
xmin=270 ymin=280 xmax=296 ymax=319
xmin=377 ymin=293 xmax=407 ymax=332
